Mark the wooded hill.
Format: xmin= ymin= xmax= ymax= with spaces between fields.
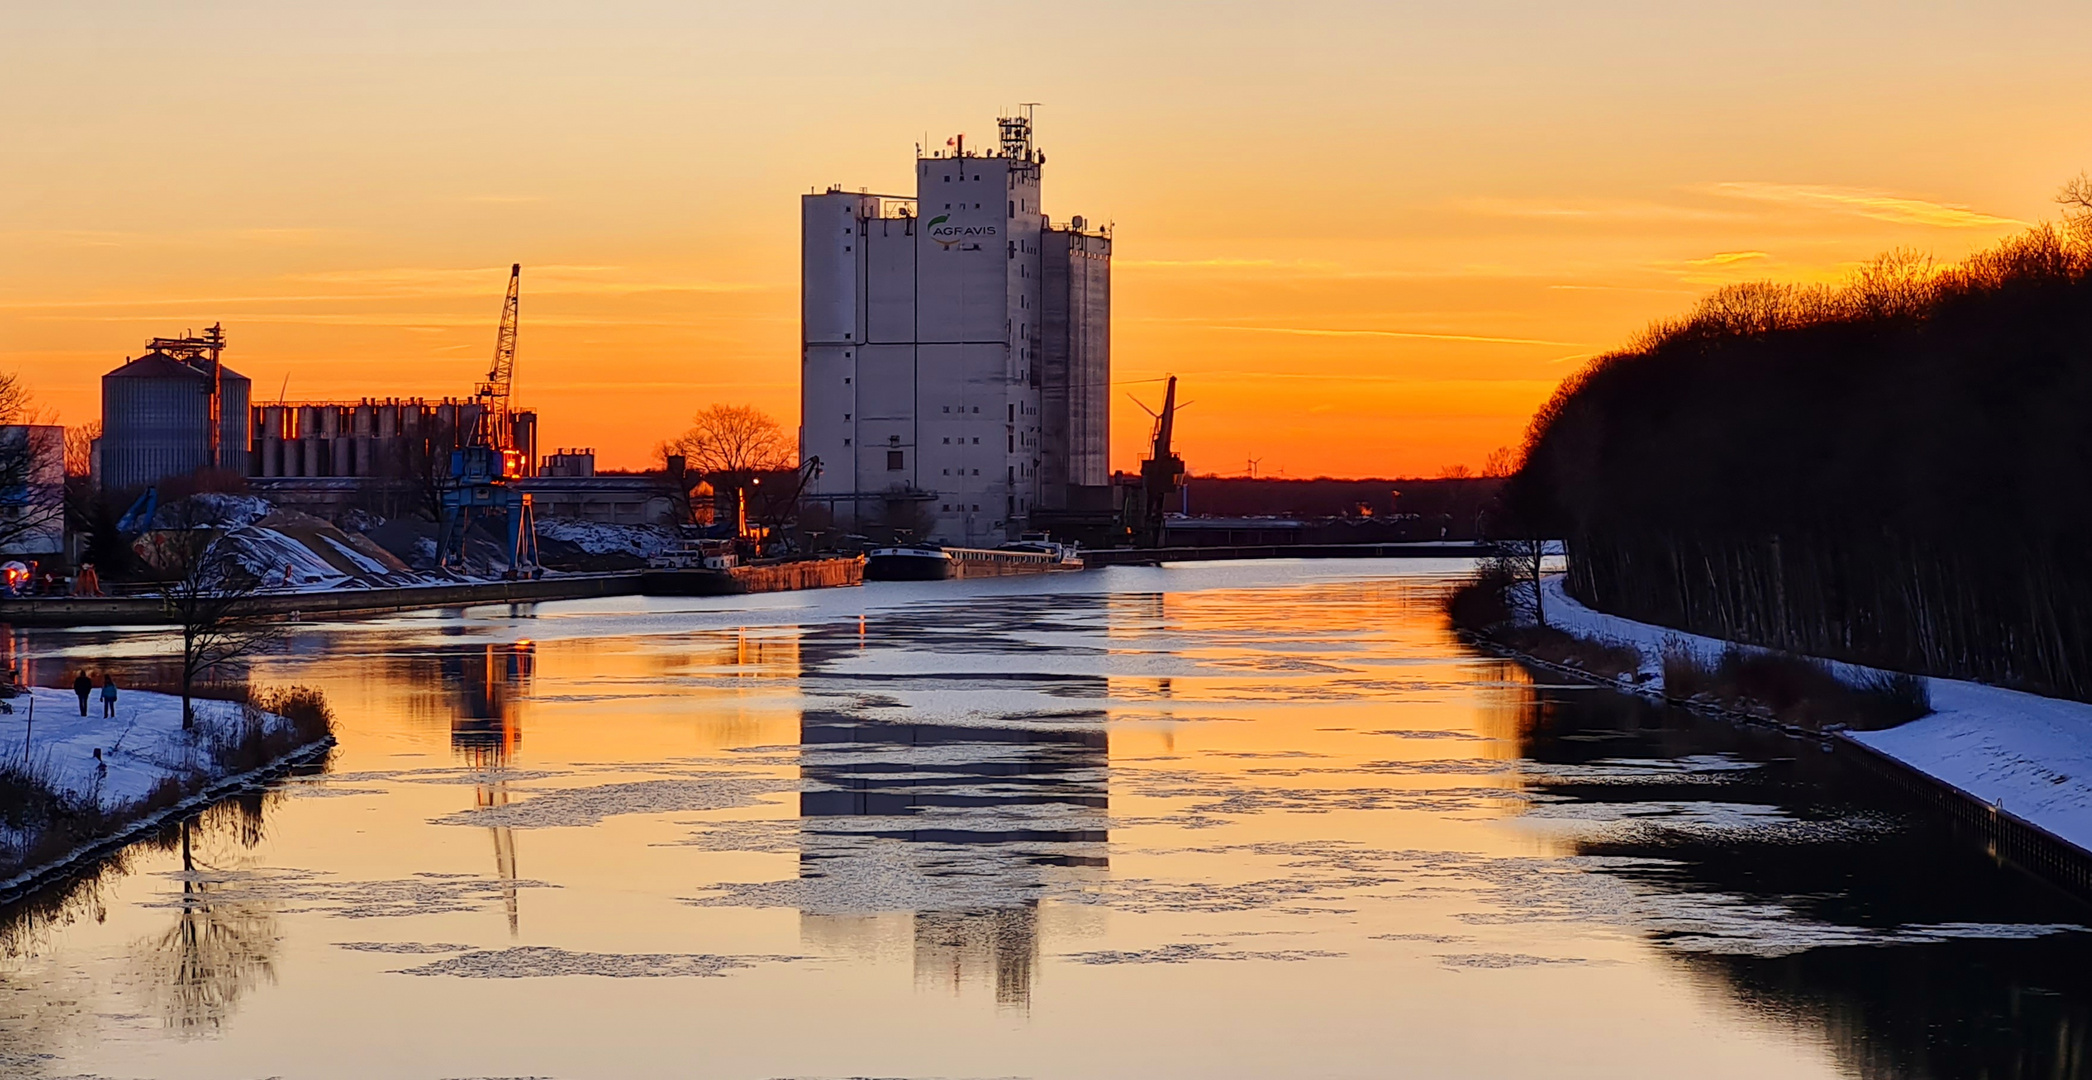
xmin=1514 ymin=222 xmax=2092 ymax=700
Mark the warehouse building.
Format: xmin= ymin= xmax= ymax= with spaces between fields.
xmin=799 ymin=111 xmax=1111 ymax=545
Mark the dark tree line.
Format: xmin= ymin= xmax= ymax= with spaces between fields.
xmin=1513 ymin=218 xmax=2092 ymax=700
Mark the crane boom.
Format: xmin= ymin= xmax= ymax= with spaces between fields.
xmin=477 ymin=263 xmax=521 ymax=431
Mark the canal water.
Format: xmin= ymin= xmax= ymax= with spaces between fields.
xmin=3 ymin=560 xmax=2089 ymax=1079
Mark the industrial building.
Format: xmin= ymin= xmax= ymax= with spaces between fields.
xmin=799 ymin=111 xmax=1111 ymax=544
xmin=250 ymin=399 xmax=537 ymax=481
xmin=0 ymin=425 xmax=65 ymax=561
xmin=99 ymin=326 xmax=251 ymax=492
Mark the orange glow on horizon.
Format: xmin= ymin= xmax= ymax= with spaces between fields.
xmin=5 ymin=3 xmax=2086 ymax=477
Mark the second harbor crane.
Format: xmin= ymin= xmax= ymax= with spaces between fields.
xmin=437 ymin=263 xmax=541 ymax=577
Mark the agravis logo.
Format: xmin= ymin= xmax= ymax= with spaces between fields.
xmin=926 ymin=213 xmax=998 ymax=248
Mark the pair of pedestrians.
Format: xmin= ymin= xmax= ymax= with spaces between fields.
xmin=71 ymin=670 xmax=119 ymax=718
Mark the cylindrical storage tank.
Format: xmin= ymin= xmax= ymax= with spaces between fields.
xmin=216 ymin=366 xmax=252 ymax=475
xmin=100 ymin=353 xmax=210 ymax=492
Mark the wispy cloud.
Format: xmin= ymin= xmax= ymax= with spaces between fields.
xmin=1205 ymin=325 xmax=1583 ymax=348
xmin=1117 ymin=257 xmax=1342 ymax=272
xmin=1456 ymin=198 xmax=1742 ymax=223
xmin=1686 ymin=250 xmax=1771 ymax=266
xmin=279 ymin=265 xmax=769 ymax=297
xmin=1703 ymin=183 xmax=2023 ymax=228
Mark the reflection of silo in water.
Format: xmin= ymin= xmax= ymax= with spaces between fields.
xmin=796 ymin=710 xmax=1109 ymax=1008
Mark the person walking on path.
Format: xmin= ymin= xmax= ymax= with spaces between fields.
xmin=73 ymin=670 xmax=92 ymax=717
xmin=100 ymin=674 xmax=118 ymax=718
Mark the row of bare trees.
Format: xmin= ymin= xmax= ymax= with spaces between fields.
xmin=1513 ymin=179 xmax=2092 ymax=700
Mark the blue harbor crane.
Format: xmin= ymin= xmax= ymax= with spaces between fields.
xmin=437 ymin=264 xmax=541 ymax=578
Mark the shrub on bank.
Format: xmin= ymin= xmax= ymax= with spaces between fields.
xmin=0 ymin=684 xmax=334 ymax=883
xmin=1662 ymin=645 xmax=1931 ymax=731
xmin=1453 ymin=569 xmax=1931 ymax=730
xmin=1446 ymin=571 xmax=1643 ymax=681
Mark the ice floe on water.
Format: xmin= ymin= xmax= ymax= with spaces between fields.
xmin=1439 ymin=952 xmax=1600 ymax=969
xmin=142 ymin=869 xmax=557 ymax=920
xmin=390 ymin=946 xmax=799 ymax=979
xmin=1059 ymin=943 xmax=1345 ymax=965
xmin=335 ymin=941 xmax=477 ymax=954
xmin=426 ymin=776 xmax=784 ymax=829
xmin=657 ymin=817 xmax=802 ymax=853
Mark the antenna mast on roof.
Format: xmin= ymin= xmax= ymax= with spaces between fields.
xmin=148 ymin=323 xmax=227 ymax=468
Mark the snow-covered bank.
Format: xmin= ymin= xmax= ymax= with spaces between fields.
xmin=0 ymin=688 xmax=259 ymax=810
xmin=0 ymin=686 xmax=332 ymax=890
xmin=1532 ymin=576 xmax=2092 ymax=854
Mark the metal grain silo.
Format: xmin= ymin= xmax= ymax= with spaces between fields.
xmin=100 ymin=351 xmax=252 ymax=492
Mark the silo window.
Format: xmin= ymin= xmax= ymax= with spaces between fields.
xmin=887 ymin=451 xmax=904 ymax=471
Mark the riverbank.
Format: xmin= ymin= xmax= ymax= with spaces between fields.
xmin=0 ymin=686 xmax=333 ymax=905
xmin=1471 ymin=575 xmax=2092 ymax=870
xmin=0 ymin=573 xmax=643 ymax=626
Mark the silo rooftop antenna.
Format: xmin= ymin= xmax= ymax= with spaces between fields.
xmin=999 ymin=105 xmax=1039 ymax=161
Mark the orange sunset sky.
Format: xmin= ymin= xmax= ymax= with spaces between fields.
xmin=6 ymin=2 xmax=2090 ymax=477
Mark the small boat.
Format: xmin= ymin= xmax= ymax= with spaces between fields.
xmin=640 ymin=539 xmax=743 ymax=595
xmin=864 ymin=544 xmax=955 ymax=581
xmin=996 ymin=535 xmax=1085 ymax=570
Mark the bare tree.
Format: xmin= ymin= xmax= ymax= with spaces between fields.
xmin=1437 ymin=463 xmax=1474 ymax=480
xmin=665 ymin=405 xmax=793 ymax=475
xmin=63 ymin=421 xmax=99 ymax=479
xmin=0 ymin=370 xmax=63 ymax=555
xmin=147 ymin=501 xmax=284 ymax=730
xmin=1481 ymin=446 xmax=1519 ymax=478
xmin=664 ymin=406 xmax=794 ymax=537
xmin=2059 ymin=172 xmax=2092 ymax=229
xmin=0 ymin=370 xmax=32 ymax=428
xmin=1486 ymin=537 xmax=1549 ymax=627
xmin=370 ymin=411 xmax=460 ymax=523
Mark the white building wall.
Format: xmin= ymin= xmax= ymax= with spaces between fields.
xmin=801 ymin=117 xmax=1096 ymax=547
xmin=800 ymin=192 xmax=863 ymax=517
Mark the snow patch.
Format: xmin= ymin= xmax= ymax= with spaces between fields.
xmin=532 ymin=518 xmax=676 ymax=558
xmin=1535 ymin=576 xmax=2092 ymax=856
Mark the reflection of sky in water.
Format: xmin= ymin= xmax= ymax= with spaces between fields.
xmin=0 ymin=560 xmax=2089 ymax=1078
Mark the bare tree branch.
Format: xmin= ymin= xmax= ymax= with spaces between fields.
xmin=147 ymin=499 xmax=285 ymax=729
xmin=665 ymin=405 xmax=793 ymax=476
